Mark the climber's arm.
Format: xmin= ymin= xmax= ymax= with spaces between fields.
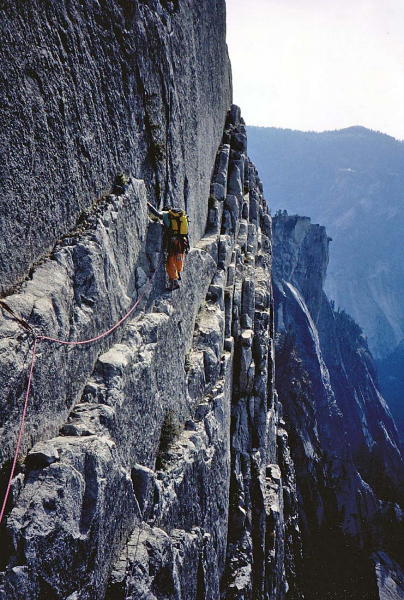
xmin=147 ymin=202 xmax=163 ymax=220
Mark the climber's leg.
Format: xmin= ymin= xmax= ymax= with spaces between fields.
xmin=165 ymin=254 xmax=180 ymax=290
xmin=166 ymin=254 xmax=178 ymax=280
xmin=175 ymin=253 xmax=184 ymax=278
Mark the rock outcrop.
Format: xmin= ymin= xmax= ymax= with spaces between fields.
xmin=273 ymin=214 xmax=404 ymax=600
xmin=0 ymin=104 xmax=298 ymax=599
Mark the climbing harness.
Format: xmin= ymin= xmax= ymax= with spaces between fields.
xmin=0 ymin=258 xmax=163 ymax=527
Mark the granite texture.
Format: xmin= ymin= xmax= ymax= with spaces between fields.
xmin=0 ymin=0 xmax=231 ymax=295
xmin=0 ymin=110 xmax=296 ymax=599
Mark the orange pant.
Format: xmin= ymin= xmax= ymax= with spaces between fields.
xmin=166 ymin=252 xmax=184 ymax=280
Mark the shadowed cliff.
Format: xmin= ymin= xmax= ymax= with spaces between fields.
xmin=273 ymin=214 xmax=404 ymax=600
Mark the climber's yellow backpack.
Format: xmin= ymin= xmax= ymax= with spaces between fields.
xmin=168 ymin=209 xmax=189 ymax=235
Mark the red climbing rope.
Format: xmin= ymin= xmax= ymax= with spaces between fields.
xmin=39 ymin=291 xmax=148 ymax=345
xmin=0 ymin=337 xmax=38 ymax=526
xmin=0 ymin=261 xmax=162 ymax=527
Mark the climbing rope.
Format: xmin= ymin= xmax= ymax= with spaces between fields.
xmin=0 ymin=259 xmax=163 ymax=527
xmin=0 ymin=337 xmax=38 ymax=527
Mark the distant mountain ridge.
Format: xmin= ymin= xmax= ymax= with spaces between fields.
xmin=247 ymin=125 xmax=404 ymax=360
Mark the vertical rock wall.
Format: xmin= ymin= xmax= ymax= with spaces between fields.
xmin=0 ymin=0 xmax=231 ymax=295
xmin=0 ymin=0 xmax=231 ymax=530
xmin=0 ymin=110 xmax=298 ymax=599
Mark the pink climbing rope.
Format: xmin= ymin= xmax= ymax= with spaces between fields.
xmin=0 ymin=337 xmax=38 ymax=526
xmin=0 ymin=260 xmax=162 ymax=527
xmin=39 ymin=291 xmax=147 ymax=345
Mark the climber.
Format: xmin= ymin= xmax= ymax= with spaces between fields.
xmin=147 ymin=202 xmax=190 ymax=291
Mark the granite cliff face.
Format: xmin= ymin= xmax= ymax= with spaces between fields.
xmin=0 ymin=2 xmax=299 ymax=597
xmin=0 ymin=0 xmax=231 ymax=295
xmin=0 ymin=0 xmax=231 ymax=523
xmin=273 ymin=215 xmax=404 ymax=599
xmin=0 ymin=82 xmax=298 ymax=597
xmin=0 ymin=2 xmax=403 ymax=599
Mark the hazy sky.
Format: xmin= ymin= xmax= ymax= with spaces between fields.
xmin=226 ymin=0 xmax=404 ymax=139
